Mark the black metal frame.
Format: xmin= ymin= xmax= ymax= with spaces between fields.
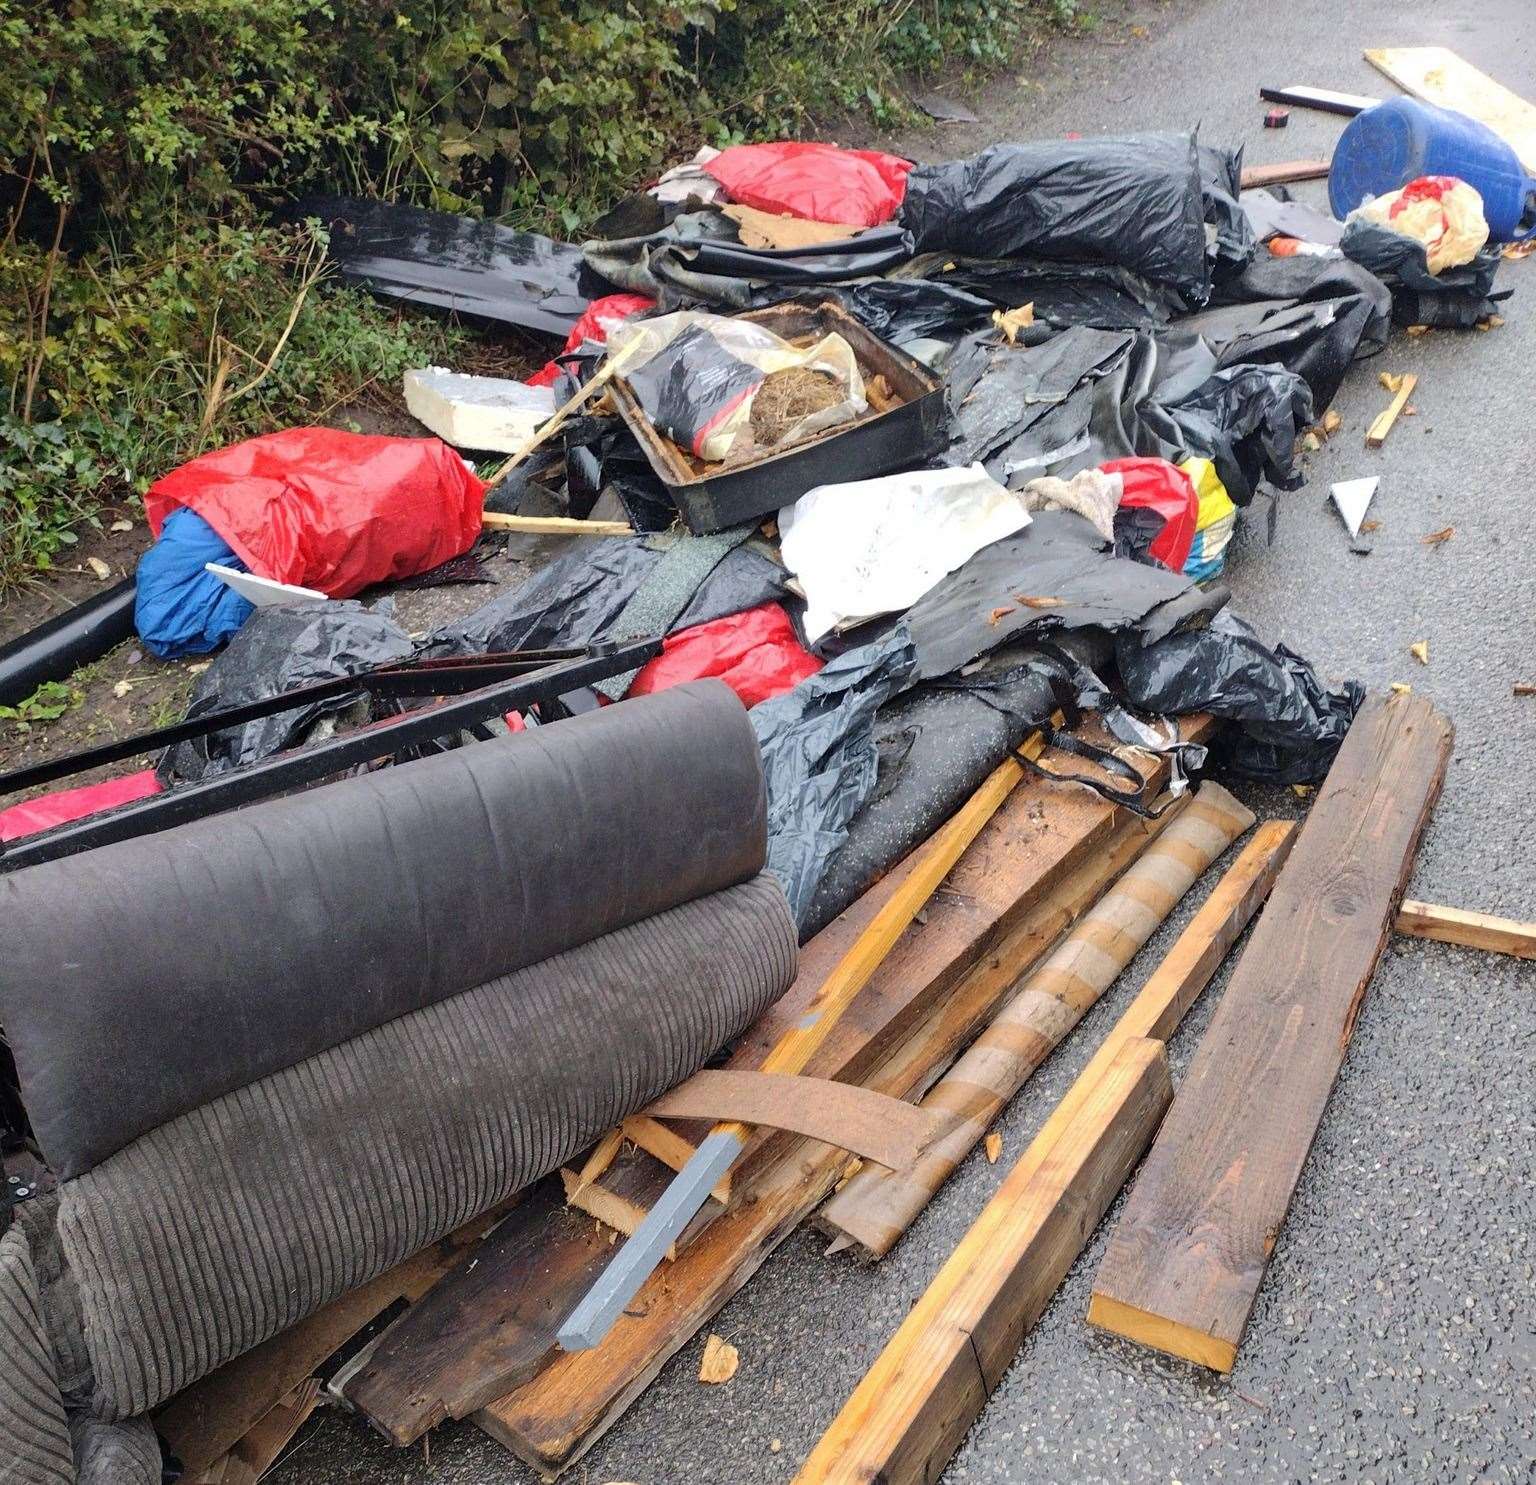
xmin=0 ymin=641 xmax=659 ymax=871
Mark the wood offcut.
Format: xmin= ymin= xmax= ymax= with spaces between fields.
xmin=1088 ymin=690 xmax=1453 ymax=1373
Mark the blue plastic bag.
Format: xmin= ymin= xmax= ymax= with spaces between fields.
xmin=134 ymin=508 xmax=255 ymax=658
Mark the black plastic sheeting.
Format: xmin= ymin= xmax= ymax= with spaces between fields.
xmin=801 ymin=278 xmax=997 ymax=346
xmin=421 ymin=534 xmax=787 ymax=658
xmin=900 ymin=132 xmax=1211 ymax=309
xmin=898 ymin=254 xmax=1177 ymax=331
xmin=584 ymin=218 xmax=914 ymax=310
xmin=1339 ymin=218 xmax=1507 ymax=329
xmin=0 ymin=579 xmax=136 ymax=708
xmin=1194 ymin=253 xmax=1392 ymax=407
xmin=941 ymin=325 xmax=1313 ymax=503
xmin=901 ymin=510 xmax=1223 ymax=680
xmin=1200 ymin=143 xmax=1258 ymax=284
xmin=296 ymin=196 xmax=588 ymax=335
xmin=751 ymin=626 xmax=916 ymax=932
xmin=801 ymin=642 xmax=1083 ymax=939
xmin=157 ymin=602 xmax=414 ymax=785
xmin=1115 ymin=609 xmax=1363 ymax=784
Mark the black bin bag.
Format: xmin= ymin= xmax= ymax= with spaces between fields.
xmin=899 ymin=132 xmax=1211 ymax=309
xmin=1114 ymin=610 xmax=1362 ymax=784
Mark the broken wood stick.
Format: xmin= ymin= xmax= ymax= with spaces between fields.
xmin=481 ymin=513 xmax=635 ymax=537
xmin=1088 ymin=690 xmax=1452 ymax=1373
xmin=1367 ymin=373 xmax=1418 ymax=448
xmin=1395 ymin=900 xmax=1536 ymax=960
xmin=1238 ymin=159 xmax=1331 ymax=189
xmin=792 ymin=1039 xmax=1173 ymax=1485
xmin=555 ymin=742 xmax=1050 ymax=1350
xmin=641 ymin=1071 xmax=946 ymax=1171
xmin=819 ymin=783 xmax=1255 ymax=1259
xmin=485 ymin=338 xmax=644 ymax=487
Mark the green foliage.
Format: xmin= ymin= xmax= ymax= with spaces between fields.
xmin=0 ymin=679 xmax=83 ymax=728
xmin=1 ymin=0 xmax=1058 ymax=589
xmin=0 ymin=220 xmax=463 ymax=588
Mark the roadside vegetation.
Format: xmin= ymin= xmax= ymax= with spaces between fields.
xmin=0 ymin=0 xmax=1077 ymax=590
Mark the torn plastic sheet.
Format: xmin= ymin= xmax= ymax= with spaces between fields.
xmin=778 ymin=465 xmax=1031 ymax=643
xmin=157 ymin=601 xmax=415 ymax=785
xmin=297 ymin=196 xmax=587 ymax=336
xmin=750 ymin=626 xmax=917 ymax=932
xmin=1200 ymin=143 xmax=1258 ymax=283
xmin=900 ymin=509 xmax=1224 ymax=682
xmin=896 ymin=254 xmax=1175 ymax=331
xmin=420 ymin=534 xmax=787 ymax=658
xmin=942 ymin=325 xmax=1136 ymax=479
xmin=1114 ymin=609 xmax=1363 ymax=784
xmin=584 ymin=218 xmax=913 ymax=310
xmin=795 ymin=279 xmax=996 ymax=346
xmin=1340 ymin=218 xmax=1506 ymax=327
xmin=1192 ymin=253 xmax=1391 ymax=407
xmin=900 ymin=132 xmax=1211 ymax=308
xmin=1241 ymin=190 xmax=1347 ymax=246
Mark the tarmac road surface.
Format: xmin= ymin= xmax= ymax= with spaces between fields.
xmin=291 ymin=0 xmax=1536 ymax=1479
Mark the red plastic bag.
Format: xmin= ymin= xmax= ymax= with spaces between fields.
xmin=144 ymin=429 xmax=485 ymax=597
xmin=0 ymin=769 xmax=160 ymax=842
xmin=628 ymin=603 xmax=821 ymax=708
xmin=1098 ymin=457 xmax=1198 ymax=572
xmin=528 ymin=293 xmax=655 ymax=387
xmin=704 ymin=143 xmax=913 ymax=228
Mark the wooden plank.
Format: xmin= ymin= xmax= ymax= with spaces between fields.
xmin=620 ymin=1117 xmax=732 ymax=1204
xmin=184 ymin=1380 xmax=321 ymax=1485
xmin=481 ymin=512 xmax=635 ymax=536
xmin=345 ymin=719 xmax=1209 ymax=1458
xmin=819 ymin=784 xmax=1256 ymax=1258
xmin=1395 ymin=899 xmax=1536 ymax=959
xmin=1088 ymin=690 xmax=1453 ymax=1373
xmin=1366 ymin=46 xmax=1536 ymax=172
xmin=792 ymin=1039 xmax=1173 ymax=1485
xmin=471 ymin=801 xmax=1191 ymax=1473
xmin=1366 ymin=373 xmax=1417 ymax=448
xmin=1239 ymin=159 xmax=1330 ymax=189
xmin=641 ymin=1070 xmax=945 ymax=1170
xmin=153 ymin=1200 xmax=515 ymax=1472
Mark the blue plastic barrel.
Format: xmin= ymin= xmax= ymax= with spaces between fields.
xmin=1329 ymin=97 xmax=1536 ymax=242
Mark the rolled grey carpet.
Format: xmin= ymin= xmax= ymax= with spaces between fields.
xmin=1 ymin=680 xmax=768 ymax=1178
xmin=56 ymin=872 xmax=795 ymax=1419
xmin=0 ymin=1218 xmax=74 ymax=1484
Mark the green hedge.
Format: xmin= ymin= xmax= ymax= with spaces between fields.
xmin=0 ymin=0 xmax=1048 ymax=586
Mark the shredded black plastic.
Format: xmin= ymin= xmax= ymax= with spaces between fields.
xmin=157 ymin=601 xmax=415 ymax=785
xmin=1114 ymin=610 xmax=1364 ymax=784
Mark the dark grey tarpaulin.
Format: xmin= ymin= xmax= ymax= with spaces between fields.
xmin=422 ymin=533 xmax=787 ymax=657
xmin=942 ymin=324 xmax=1313 ymax=504
xmin=751 ymin=627 xmax=916 ymax=932
xmin=297 ymin=195 xmax=589 ymax=335
xmin=801 ymin=646 xmax=1070 ymax=939
xmin=1192 ymin=252 xmax=1391 ymax=407
xmin=901 ymin=510 xmax=1221 ymax=680
xmin=584 ymin=217 xmax=913 ymax=309
xmin=1115 ymin=609 xmax=1363 ymax=784
xmin=158 ymin=601 xmax=415 ymax=785
xmin=896 ymin=253 xmax=1176 ymax=331
xmin=900 ymin=132 xmax=1211 ymax=308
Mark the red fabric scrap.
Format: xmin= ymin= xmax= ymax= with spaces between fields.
xmin=144 ymin=428 xmax=485 ymax=597
xmin=703 ymin=142 xmax=913 ymax=227
xmin=0 ymin=769 xmax=161 ymax=842
xmin=529 ymin=293 xmax=655 ymax=387
xmin=1099 ymin=456 xmax=1199 ymax=572
xmin=628 ymin=603 xmax=821 ymax=708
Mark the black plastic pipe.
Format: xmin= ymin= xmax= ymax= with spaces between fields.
xmin=0 ymin=578 xmax=136 ymax=706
